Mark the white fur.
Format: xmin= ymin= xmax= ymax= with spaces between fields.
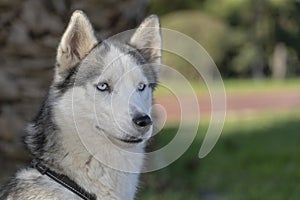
xmin=129 ymin=15 xmax=161 ymax=74
xmin=50 ymin=12 xmax=160 ymax=199
xmin=51 ymin=45 xmax=152 ymax=199
xmin=56 ymin=10 xmax=98 ymax=80
xmin=4 ymin=11 xmax=162 ymax=200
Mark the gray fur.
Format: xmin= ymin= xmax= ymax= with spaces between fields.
xmin=0 ymin=11 xmax=161 ymax=200
xmin=53 ymin=40 xmax=158 ymax=95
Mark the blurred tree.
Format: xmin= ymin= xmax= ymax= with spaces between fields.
xmin=204 ymin=0 xmax=300 ymax=77
xmin=160 ymin=11 xmax=233 ymax=79
xmin=149 ymin=0 xmax=205 ymax=15
xmin=271 ymin=0 xmax=300 ymax=76
xmin=150 ymin=0 xmax=300 ymax=78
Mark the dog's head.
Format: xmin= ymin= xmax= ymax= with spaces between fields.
xmin=52 ymin=11 xmax=161 ymax=146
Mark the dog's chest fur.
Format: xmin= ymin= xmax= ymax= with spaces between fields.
xmin=12 ymin=128 xmax=144 ymax=200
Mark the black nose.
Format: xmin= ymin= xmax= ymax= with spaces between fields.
xmin=132 ymin=114 xmax=152 ymax=127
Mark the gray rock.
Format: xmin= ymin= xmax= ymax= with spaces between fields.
xmin=0 ymin=73 xmax=20 ymax=102
xmin=22 ymin=0 xmax=64 ymax=35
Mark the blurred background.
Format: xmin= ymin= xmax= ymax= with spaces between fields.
xmin=0 ymin=0 xmax=300 ymax=199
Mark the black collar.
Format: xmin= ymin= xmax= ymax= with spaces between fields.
xmin=31 ymin=159 xmax=96 ymax=200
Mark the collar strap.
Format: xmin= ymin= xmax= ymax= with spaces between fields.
xmin=31 ymin=159 xmax=96 ymax=200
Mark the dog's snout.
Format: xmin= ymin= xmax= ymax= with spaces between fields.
xmin=132 ymin=114 xmax=152 ymax=128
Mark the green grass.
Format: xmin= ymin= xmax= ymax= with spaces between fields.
xmin=138 ymin=112 xmax=300 ymax=200
xmin=154 ymin=78 xmax=300 ymax=96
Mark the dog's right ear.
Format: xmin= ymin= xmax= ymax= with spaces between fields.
xmin=129 ymin=15 xmax=162 ymax=75
xmin=56 ymin=10 xmax=98 ymax=76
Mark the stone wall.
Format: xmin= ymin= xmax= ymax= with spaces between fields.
xmin=0 ymin=0 xmax=147 ymax=184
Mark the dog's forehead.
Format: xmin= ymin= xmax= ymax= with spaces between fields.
xmin=101 ymin=44 xmax=141 ymax=75
xmin=76 ymin=41 xmax=156 ymax=85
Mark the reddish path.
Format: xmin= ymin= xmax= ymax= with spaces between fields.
xmin=155 ymin=90 xmax=300 ymax=122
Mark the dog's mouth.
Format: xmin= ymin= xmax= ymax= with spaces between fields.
xmin=119 ymin=136 xmax=143 ymax=144
xmin=95 ymin=125 xmax=144 ymax=144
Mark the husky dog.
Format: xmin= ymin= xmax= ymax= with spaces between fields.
xmin=0 ymin=10 xmax=161 ymax=200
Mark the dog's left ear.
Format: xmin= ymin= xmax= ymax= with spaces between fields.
xmin=56 ymin=10 xmax=98 ymax=75
xmin=129 ymin=15 xmax=162 ymax=74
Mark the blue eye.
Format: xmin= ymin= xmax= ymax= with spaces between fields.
xmin=97 ymin=82 xmax=110 ymax=92
xmin=137 ymin=83 xmax=146 ymax=91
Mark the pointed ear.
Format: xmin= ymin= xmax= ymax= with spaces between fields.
xmin=56 ymin=10 xmax=98 ymax=74
xmin=129 ymin=15 xmax=162 ymax=72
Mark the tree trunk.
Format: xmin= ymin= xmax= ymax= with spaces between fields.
xmin=0 ymin=0 xmax=148 ymax=184
xmin=271 ymin=43 xmax=287 ymax=79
